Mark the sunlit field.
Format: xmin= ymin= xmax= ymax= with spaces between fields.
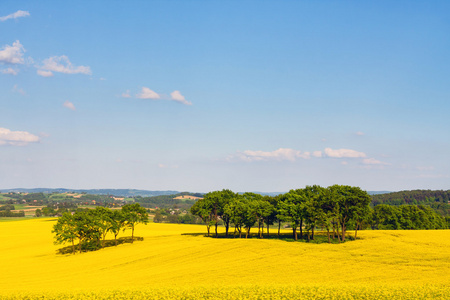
xmin=1 ymin=219 xmax=449 ymax=299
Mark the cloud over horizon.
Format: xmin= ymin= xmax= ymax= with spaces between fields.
xmin=0 ymin=127 xmax=40 ymax=146
xmin=231 ymin=147 xmax=369 ymax=162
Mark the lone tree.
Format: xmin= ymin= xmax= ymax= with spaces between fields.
xmin=122 ymin=203 xmax=149 ymax=243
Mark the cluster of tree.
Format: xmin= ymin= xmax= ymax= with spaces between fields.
xmin=0 ymin=204 xmax=25 ymax=217
xmin=153 ymin=208 xmax=203 ymax=224
xmin=191 ymin=186 xmax=448 ymax=243
xmin=36 ymin=202 xmax=80 ymax=217
xmin=191 ymin=185 xmax=373 ymax=243
xmin=0 ymin=204 xmax=16 ymax=211
xmin=372 ymin=204 xmax=448 ymax=229
xmin=52 ymin=203 xmax=148 ymax=254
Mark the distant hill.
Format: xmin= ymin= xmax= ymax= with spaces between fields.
xmin=371 ymin=189 xmax=450 ymax=216
xmin=0 ymin=188 xmax=179 ymax=197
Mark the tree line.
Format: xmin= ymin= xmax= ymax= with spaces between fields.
xmin=190 ymin=185 xmax=448 ymax=243
xmin=52 ymin=203 xmax=148 ymax=254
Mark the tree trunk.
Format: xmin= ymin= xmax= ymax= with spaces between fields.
xmin=260 ymin=220 xmax=263 ymax=239
xmin=299 ymin=219 xmax=303 ymax=239
xmin=327 ymin=228 xmax=331 ymax=243
xmin=115 ymin=234 xmax=118 ymax=246
xmin=278 ymin=220 xmax=281 ymax=237
xmin=311 ymin=226 xmax=315 ymax=240
xmin=225 ymin=220 xmax=230 ymax=238
xmin=71 ymin=239 xmax=75 ymax=254
xmin=293 ymin=227 xmax=297 ymax=241
xmin=336 ymin=223 xmax=341 ymax=243
xmin=206 ymin=225 xmax=210 ymax=237
xmin=341 ymin=223 xmax=345 ymax=242
xmin=215 ymin=222 xmax=218 ymax=238
xmin=267 ymin=223 xmax=270 ymax=238
xmin=131 ymin=225 xmax=135 ymax=243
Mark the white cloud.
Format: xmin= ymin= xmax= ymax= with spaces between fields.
xmin=37 ymin=69 xmax=54 ymax=77
xmin=0 ymin=10 xmax=30 ymax=22
xmin=355 ymin=131 xmax=364 ymax=136
xmin=324 ymin=148 xmax=366 ymax=158
xmin=312 ymin=151 xmax=322 ymax=158
xmin=38 ymin=55 xmax=91 ymax=75
xmin=0 ymin=40 xmax=25 ymax=64
xmin=63 ymin=100 xmax=76 ymax=111
xmin=12 ymin=84 xmax=26 ymax=95
xmin=136 ymin=87 xmax=160 ymax=99
xmin=170 ymin=90 xmax=192 ymax=105
xmin=362 ymin=158 xmax=390 ymax=165
xmin=0 ymin=127 xmax=40 ymax=146
xmin=121 ymin=90 xmax=131 ymax=98
xmin=236 ymin=148 xmax=311 ymax=162
xmin=1 ymin=67 xmax=18 ymax=75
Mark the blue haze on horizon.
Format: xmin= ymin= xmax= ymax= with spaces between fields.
xmin=0 ymin=1 xmax=449 ymax=193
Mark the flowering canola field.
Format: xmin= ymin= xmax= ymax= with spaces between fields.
xmin=0 ymin=218 xmax=449 ymax=299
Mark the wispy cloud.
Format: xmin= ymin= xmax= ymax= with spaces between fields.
xmin=37 ymin=55 xmax=91 ymax=76
xmin=124 ymin=87 xmax=192 ymax=105
xmin=355 ymin=131 xmax=364 ymax=136
xmin=323 ymin=148 xmax=366 ymax=158
xmin=63 ymin=100 xmax=76 ymax=111
xmin=36 ymin=69 xmax=53 ymax=77
xmin=12 ymin=84 xmax=26 ymax=95
xmin=230 ymin=147 xmax=369 ymax=162
xmin=362 ymin=158 xmax=390 ymax=165
xmin=170 ymin=90 xmax=192 ymax=105
xmin=136 ymin=87 xmax=160 ymax=99
xmin=1 ymin=67 xmax=18 ymax=75
xmin=233 ymin=148 xmax=311 ymax=162
xmin=121 ymin=90 xmax=131 ymax=98
xmin=0 ymin=40 xmax=25 ymax=64
xmin=0 ymin=10 xmax=30 ymax=22
xmin=0 ymin=127 xmax=40 ymax=146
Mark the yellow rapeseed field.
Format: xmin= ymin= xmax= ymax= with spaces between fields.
xmin=0 ymin=218 xmax=449 ymax=299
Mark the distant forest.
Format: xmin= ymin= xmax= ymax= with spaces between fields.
xmin=371 ymin=190 xmax=450 ymax=216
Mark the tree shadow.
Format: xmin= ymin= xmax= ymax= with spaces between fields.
xmin=190 ymin=231 xmax=356 ymax=244
xmin=56 ymin=236 xmax=144 ymax=255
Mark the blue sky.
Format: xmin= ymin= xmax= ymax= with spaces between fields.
xmin=1 ymin=1 xmax=449 ymax=192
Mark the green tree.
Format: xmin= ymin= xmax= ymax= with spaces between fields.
xmin=52 ymin=212 xmax=77 ymax=254
xmin=110 ymin=209 xmax=127 ymax=246
xmin=122 ymin=203 xmax=149 ymax=243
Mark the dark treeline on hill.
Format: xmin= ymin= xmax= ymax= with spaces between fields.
xmin=52 ymin=204 xmax=148 ymax=254
xmin=190 ymin=186 xmax=449 ymax=243
xmin=136 ymin=192 xmax=203 ymax=209
xmin=371 ymin=190 xmax=450 ymax=216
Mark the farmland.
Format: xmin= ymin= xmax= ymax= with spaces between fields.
xmin=0 ymin=219 xmax=449 ymax=299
